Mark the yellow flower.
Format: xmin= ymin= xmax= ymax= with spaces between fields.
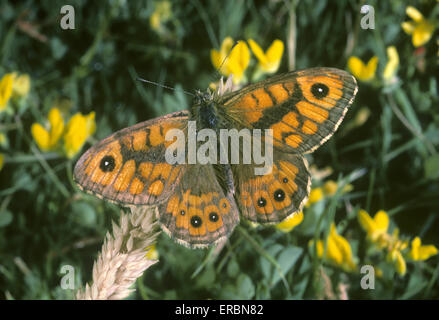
xmin=63 ymin=111 xmax=96 ymax=158
xmin=0 ymin=73 xmax=15 ymax=111
xmin=12 ymin=74 xmax=30 ymax=98
xmin=31 ymin=108 xmax=65 ymax=152
xmin=149 ymin=1 xmax=172 ymax=32
xmin=305 ymin=187 xmax=323 ymax=207
xmin=407 ymin=237 xmax=438 ymax=261
xmin=314 ymin=240 xmax=325 ymax=258
xmin=312 ymin=223 xmax=357 ymax=272
xmin=401 ymin=6 xmax=435 ymax=47
xmin=357 ymin=209 xmax=389 ymax=244
xmin=358 ymin=210 xmax=437 ymax=276
xmin=387 ymin=248 xmax=407 ymax=276
xmin=323 ymin=180 xmax=338 ymax=196
xmin=145 ymin=244 xmax=159 ymax=260
xmin=375 ymin=266 xmax=383 ymax=278
xmin=275 ymin=211 xmax=304 ymax=232
xmin=248 ymin=39 xmax=284 ymax=74
xmin=354 ymin=107 xmax=370 ymax=127
xmin=211 ymin=37 xmax=234 ymax=72
xmin=348 ymin=56 xmax=378 ymax=81
xmin=323 ymin=180 xmax=353 ymax=196
xmin=211 ymin=37 xmax=250 ymax=84
xmin=0 ymin=153 xmax=4 ymax=171
xmin=390 ymin=228 xmax=409 ymax=252
xmin=383 ymin=46 xmax=399 ymax=82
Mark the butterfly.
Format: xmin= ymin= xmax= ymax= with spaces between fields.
xmin=74 ymin=67 xmax=358 ymax=249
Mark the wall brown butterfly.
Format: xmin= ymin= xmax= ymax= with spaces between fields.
xmin=74 ymin=67 xmax=358 ymax=248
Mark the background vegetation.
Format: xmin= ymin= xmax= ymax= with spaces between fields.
xmin=0 ymin=0 xmax=438 ymax=299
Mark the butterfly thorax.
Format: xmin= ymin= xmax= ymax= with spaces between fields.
xmin=189 ymin=90 xmax=236 ymax=195
xmin=190 ymin=90 xmax=219 ymax=130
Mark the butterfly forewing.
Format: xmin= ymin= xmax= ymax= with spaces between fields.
xmin=73 ymin=110 xmax=189 ymax=205
xmin=223 ymin=68 xmax=358 ymax=154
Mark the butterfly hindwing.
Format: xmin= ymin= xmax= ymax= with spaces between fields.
xmin=73 ymin=110 xmax=188 ymax=205
xmin=232 ymin=149 xmax=311 ymax=224
xmin=222 ymin=67 xmax=358 ymax=154
xmin=157 ymin=164 xmax=239 ymax=248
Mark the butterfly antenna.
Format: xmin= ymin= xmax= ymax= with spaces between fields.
xmin=139 ymin=41 xmax=239 ymax=95
xmin=214 ymin=40 xmax=239 ymax=79
xmin=136 ymin=77 xmax=195 ymax=97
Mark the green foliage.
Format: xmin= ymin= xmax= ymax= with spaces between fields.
xmin=0 ymin=0 xmax=438 ymax=300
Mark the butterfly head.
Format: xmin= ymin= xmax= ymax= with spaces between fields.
xmin=193 ymin=90 xmax=213 ymax=106
xmin=190 ymin=90 xmax=219 ymax=128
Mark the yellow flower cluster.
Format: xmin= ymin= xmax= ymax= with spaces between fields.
xmin=0 ymin=74 xmax=14 ymax=111
xmin=275 ymin=211 xmax=304 ymax=233
xmin=348 ymin=5 xmax=435 ymax=83
xmin=31 ymin=107 xmax=96 ymax=159
xmin=211 ymin=37 xmax=284 ymax=84
xmin=307 ymin=187 xmax=324 ymax=206
xmin=149 ymin=1 xmax=172 ymax=34
xmin=306 ymin=180 xmax=353 ymax=207
xmin=382 ymin=46 xmax=399 ymax=82
xmin=274 ymin=178 xmax=357 ymax=272
xmin=248 ymin=39 xmax=284 ymax=75
xmin=358 ymin=209 xmax=438 ymax=276
xmin=0 ymin=72 xmax=31 ymax=171
xmin=347 ymin=56 xmax=378 ymax=82
xmin=310 ymin=223 xmax=357 ymax=272
xmin=348 ymin=46 xmax=399 ymax=83
xmin=274 ymin=180 xmax=353 ymax=233
xmin=0 ymin=72 xmax=30 ymax=111
xmin=401 ymin=6 xmax=435 ymax=48
xmin=63 ymin=112 xmax=97 ymax=158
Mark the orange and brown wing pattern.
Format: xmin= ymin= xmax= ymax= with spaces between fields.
xmin=74 ymin=110 xmax=188 ymax=206
xmin=158 ymin=164 xmax=240 ymax=248
xmin=232 ymin=150 xmax=310 ymax=224
xmin=223 ymin=67 xmax=358 ymax=154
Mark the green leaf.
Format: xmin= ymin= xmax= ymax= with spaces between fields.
xmin=71 ymin=202 xmax=96 ymax=227
xmin=226 ymin=258 xmax=239 ymax=278
xmin=12 ymin=171 xmax=36 ymax=193
xmin=236 ymin=274 xmax=255 ymax=299
xmin=194 ymin=266 xmax=215 ymax=288
xmin=50 ymin=37 xmax=68 ymax=60
xmin=290 ymin=256 xmax=311 ymax=299
xmin=259 ymin=244 xmax=303 ymax=288
xmin=259 ymin=243 xmax=283 ymax=280
xmin=271 ymin=246 xmax=303 ymax=287
xmin=400 ymin=272 xmax=427 ymax=299
xmin=0 ymin=209 xmax=13 ymax=227
xmin=424 ymin=154 xmax=439 ymax=180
